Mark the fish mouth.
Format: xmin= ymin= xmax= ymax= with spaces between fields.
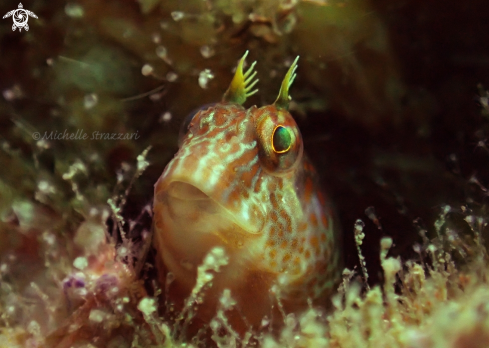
xmin=161 ymin=181 xmax=253 ymax=244
xmin=156 ymin=175 xmax=264 ymax=234
xmin=153 ymin=181 xmax=256 ymax=281
xmin=165 ymin=181 xmax=222 ymax=216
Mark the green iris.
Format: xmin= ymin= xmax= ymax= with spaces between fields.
xmin=272 ymin=125 xmax=292 ymax=153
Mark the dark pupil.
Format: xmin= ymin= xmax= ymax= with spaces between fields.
xmin=273 ymin=126 xmax=292 ymax=152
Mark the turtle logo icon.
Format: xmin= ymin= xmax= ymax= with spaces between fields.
xmin=3 ymin=3 xmax=38 ymax=32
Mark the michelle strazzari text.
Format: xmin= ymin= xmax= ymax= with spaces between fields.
xmin=32 ymin=129 xmax=140 ymax=141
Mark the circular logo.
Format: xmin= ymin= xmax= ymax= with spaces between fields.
xmin=13 ymin=9 xmax=28 ymax=28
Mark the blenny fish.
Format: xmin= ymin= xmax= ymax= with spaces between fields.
xmin=153 ymin=52 xmax=340 ymax=334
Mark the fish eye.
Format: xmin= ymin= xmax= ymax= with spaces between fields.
xmin=271 ymin=125 xmax=292 ymax=153
xmin=178 ymin=103 xmax=215 ymax=147
xmin=254 ymin=108 xmax=303 ymax=174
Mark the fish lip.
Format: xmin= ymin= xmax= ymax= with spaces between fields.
xmin=166 ymin=180 xmax=214 ymax=201
xmin=155 ymin=175 xmax=264 ymax=235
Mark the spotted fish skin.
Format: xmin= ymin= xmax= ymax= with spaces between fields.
xmin=152 ymin=54 xmax=340 ymax=333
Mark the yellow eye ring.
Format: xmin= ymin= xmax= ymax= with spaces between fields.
xmin=271 ymin=125 xmax=292 ymax=153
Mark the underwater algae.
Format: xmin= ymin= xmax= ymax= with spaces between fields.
xmin=1 ymin=0 xmax=489 ymax=347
